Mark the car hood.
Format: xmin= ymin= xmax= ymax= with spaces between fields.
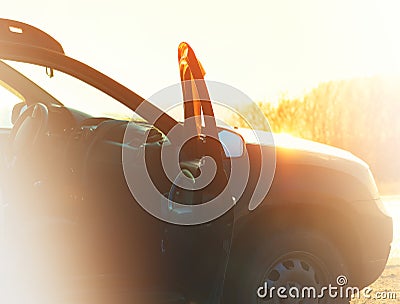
xmin=236 ymin=128 xmax=379 ymax=200
xmin=237 ymin=128 xmax=366 ymax=165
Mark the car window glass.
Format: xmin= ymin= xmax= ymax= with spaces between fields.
xmin=0 ymin=80 xmax=24 ymax=128
xmin=4 ymin=61 xmax=145 ymax=122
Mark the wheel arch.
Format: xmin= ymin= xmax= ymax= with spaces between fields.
xmin=224 ymin=193 xmax=366 ymax=300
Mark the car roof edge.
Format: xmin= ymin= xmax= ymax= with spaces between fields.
xmin=0 ymin=19 xmax=64 ymax=55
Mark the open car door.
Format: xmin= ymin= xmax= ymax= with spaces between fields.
xmin=0 ymin=19 xmax=237 ymax=303
xmin=160 ymin=42 xmax=235 ymax=304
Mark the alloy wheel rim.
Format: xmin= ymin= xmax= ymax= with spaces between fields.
xmin=257 ymin=251 xmax=329 ymax=304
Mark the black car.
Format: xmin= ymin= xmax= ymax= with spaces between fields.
xmin=0 ymin=19 xmax=393 ymax=303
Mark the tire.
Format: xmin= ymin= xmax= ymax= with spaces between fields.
xmin=232 ymin=230 xmax=351 ymax=304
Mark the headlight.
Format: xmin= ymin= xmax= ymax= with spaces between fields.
xmin=374 ymin=198 xmax=391 ymax=218
xmin=366 ymin=168 xmax=380 ymax=199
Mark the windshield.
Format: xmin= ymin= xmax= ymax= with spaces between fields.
xmin=4 ymin=60 xmax=143 ymax=121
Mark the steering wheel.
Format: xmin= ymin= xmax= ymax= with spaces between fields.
xmin=8 ymin=102 xmax=49 ymax=163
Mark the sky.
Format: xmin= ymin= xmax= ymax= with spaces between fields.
xmin=2 ymin=0 xmax=400 ymax=103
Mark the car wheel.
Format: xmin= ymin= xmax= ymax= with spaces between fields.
xmin=232 ymin=230 xmax=351 ymax=304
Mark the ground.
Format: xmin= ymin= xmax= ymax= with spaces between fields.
xmin=351 ymin=257 xmax=399 ymax=303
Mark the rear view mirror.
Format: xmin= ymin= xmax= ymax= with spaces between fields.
xmin=218 ymin=129 xmax=245 ymax=158
xmin=11 ymin=102 xmax=27 ymax=124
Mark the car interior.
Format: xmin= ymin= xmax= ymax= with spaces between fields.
xmin=0 ymin=44 xmax=234 ymax=303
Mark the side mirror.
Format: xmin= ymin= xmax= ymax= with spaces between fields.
xmin=218 ymin=129 xmax=245 ymax=158
xmin=11 ymin=102 xmax=27 ymax=124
